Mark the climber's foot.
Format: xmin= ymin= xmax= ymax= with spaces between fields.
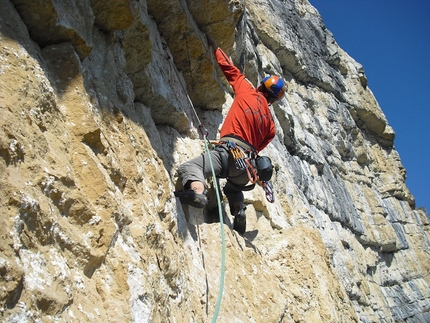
xmin=174 ymin=189 xmax=208 ymax=209
xmin=233 ymin=208 xmax=246 ymax=235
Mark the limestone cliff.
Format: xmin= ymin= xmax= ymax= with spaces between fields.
xmin=0 ymin=0 xmax=429 ymax=322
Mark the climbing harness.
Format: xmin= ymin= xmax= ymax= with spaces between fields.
xmin=216 ymin=139 xmax=275 ymax=203
xmin=219 ymin=138 xmax=259 ymax=185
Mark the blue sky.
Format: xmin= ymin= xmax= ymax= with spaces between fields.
xmin=310 ymin=0 xmax=430 ymax=212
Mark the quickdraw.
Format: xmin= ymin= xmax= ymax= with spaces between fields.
xmin=261 ymin=180 xmax=275 ymax=203
xmin=225 ymin=140 xmax=259 ymax=185
xmin=199 ymin=124 xmax=215 ymax=149
xmin=228 ymin=141 xmax=247 ymax=170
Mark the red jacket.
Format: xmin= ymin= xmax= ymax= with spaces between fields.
xmin=216 ymin=48 xmax=275 ymax=152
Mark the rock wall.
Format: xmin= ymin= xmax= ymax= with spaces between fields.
xmin=0 ymin=0 xmax=429 ymax=322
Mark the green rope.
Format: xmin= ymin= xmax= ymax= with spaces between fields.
xmin=202 ymin=134 xmax=226 ymax=323
xmin=182 ymin=76 xmax=225 ymax=320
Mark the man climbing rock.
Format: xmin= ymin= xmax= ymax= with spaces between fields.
xmin=175 ymin=35 xmax=286 ymax=234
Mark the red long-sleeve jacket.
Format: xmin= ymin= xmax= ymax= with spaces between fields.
xmin=216 ymin=48 xmax=275 ymax=152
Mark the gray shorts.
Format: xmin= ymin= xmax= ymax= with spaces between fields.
xmin=177 ymin=145 xmax=249 ymax=192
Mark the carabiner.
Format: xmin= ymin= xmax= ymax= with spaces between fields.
xmin=198 ymin=124 xmax=209 ymax=139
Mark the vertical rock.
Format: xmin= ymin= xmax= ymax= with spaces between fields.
xmin=0 ymin=0 xmax=428 ymax=322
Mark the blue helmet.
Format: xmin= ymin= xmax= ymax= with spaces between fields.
xmin=261 ymin=76 xmax=286 ymax=100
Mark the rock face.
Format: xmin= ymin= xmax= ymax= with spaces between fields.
xmin=0 ymin=0 xmax=429 ymax=322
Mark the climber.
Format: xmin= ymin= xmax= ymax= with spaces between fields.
xmin=175 ymin=35 xmax=286 ymax=234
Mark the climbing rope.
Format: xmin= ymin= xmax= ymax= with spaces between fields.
xmin=181 ymin=79 xmax=225 ymax=322
xmin=185 ymin=93 xmax=214 ymax=150
xmin=202 ymin=133 xmax=226 ymax=323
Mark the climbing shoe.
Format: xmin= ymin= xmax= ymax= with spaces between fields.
xmin=174 ymin=189 xmax=208 ymax=209
xmin=233 ymin=207 xmax=246 ymax=235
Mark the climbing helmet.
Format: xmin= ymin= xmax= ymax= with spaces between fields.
xmin=261 ymin=75 xmax=286 ymax=100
